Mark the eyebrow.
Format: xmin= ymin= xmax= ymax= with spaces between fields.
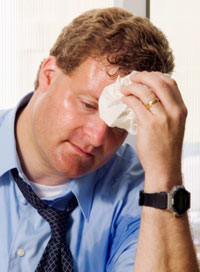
xmin=78 ymin=93 xmax=99 ymax=103
xmin=79 ymin=86 xmax=101 ymax=101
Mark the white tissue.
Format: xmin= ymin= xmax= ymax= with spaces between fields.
xmin=99 ymin=71 xmax=138 ymax=135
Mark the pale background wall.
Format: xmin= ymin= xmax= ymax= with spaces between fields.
xmin=151 ymin=0 xmax=200 ymax=144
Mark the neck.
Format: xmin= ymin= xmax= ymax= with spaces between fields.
xmin=15 ymin=103 xmax=70 ymax=186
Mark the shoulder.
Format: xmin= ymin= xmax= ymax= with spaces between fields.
xmin=115 ymin=143 xmax=144 ymax=177
xmin=95 ymin=143 xmax=144 ymax=203
xmin=98 ymin=143 xmax=144 ymax=186
xmin=0 ymin=108 xmax=13 ymax=126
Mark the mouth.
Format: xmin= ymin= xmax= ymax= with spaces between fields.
xmin=69 ymin=142 xmax=93 ymax=158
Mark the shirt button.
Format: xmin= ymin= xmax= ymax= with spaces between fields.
xmin=19 ymin=197 xmax=26 ymax=205
xmin=17 ymin=248 xmax=25 ymax=257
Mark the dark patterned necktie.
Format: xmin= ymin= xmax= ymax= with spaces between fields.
xmin=11 ymin=168 xmax=77 ymax=272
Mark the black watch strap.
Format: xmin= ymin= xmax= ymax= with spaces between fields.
xmin=139 ymin=190 xmax=168 ymax=209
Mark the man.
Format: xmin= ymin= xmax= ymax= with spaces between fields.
xmin=0 ymin=7 xmax=199 ymax=272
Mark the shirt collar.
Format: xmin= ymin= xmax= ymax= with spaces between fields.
xmin=70 ymin=170 xmax=99 ymax=221
xmin=39 ymin=170 xmax=99 ymax=222
xmin=70 ymin=158 xmax=115 ymax=221
xmin=0 ymin=92 xmax=33 ymax=177
xmin=0 ymin=91 xmax=102 ymax=221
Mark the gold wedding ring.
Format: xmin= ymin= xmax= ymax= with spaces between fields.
xmin=145 ymin=97 xmax=160 ymax=110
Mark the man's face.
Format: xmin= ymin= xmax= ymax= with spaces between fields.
xmin=31 ymin=57 xmax=127 ymax=179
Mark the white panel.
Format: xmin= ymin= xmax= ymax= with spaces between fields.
xmin=150 ymin=0 xmax=200 ymax=144
xmin=0 ymin=1 xmax=19 ymax=108
xmin=114 ymin=0 xmax=147 ymax=17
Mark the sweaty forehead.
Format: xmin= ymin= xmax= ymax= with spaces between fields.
xmin=70 ymin=58 xmax=118 ymax=99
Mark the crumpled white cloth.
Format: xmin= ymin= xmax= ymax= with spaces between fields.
xmin=99 ymin=71 xmax=138 ymax=135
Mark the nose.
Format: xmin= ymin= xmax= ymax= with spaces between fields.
xmin=85 ymin=116 xmax=108 ymax=147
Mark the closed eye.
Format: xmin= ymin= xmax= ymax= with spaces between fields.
xmin=83 ymin=102 xmax=97 ymax=110
xmin=85 ymin=103 xmax=95 ymax=109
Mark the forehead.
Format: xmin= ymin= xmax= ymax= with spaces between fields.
xmin=69 ymin=58 xmax=118 ymax=99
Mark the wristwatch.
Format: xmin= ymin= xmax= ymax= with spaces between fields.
xmin=139 ymin=186 xmax=190 ymax=216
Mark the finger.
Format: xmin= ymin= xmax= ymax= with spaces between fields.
xmin=122 ymin=95 xmax=153 ymax=126
xmin=129 ymin=71 xmax=186 ymax=115
xmin=155 ymin=72 xmax=185 ymax=105
xmin=121 ymin=83 xmax=156 ymax=104
xmin=154 ymin=72 xmax=188 ymax=114
xmin=121 ymin=82 xmax=166 ymax=116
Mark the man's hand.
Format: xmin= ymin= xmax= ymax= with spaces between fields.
xmin=121 ymin=71 xmax=199 ymax=272
xmin=121 ymin=71 xmax=187 ymax=191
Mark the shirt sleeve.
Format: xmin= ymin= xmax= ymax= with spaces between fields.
xmin=105 ymin=144 xmax=144 ymax=271
xmin=106 ymin=215 xmax=140 ymax=272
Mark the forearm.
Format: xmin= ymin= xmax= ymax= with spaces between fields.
xmin=122 ymin=72 xmax=200 ymax=271
xmin=134 ymin=176 xmax=199 ymax=272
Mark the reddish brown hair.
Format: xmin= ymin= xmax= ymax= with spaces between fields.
xmin=34 ymin=7 xmax=174 ymax=89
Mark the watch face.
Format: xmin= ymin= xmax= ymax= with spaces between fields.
xmin=173 ymin=188 xmax=190 ymax=215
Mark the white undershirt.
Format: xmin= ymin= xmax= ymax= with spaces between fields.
xmin=29 ymin=181 xmax=69 ymax=198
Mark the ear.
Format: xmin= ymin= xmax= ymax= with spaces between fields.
xmin=38 ymin=56 xmax=61 ymax=91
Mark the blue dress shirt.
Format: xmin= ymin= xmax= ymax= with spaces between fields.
xmin=0 ymin=93 xmax=144 ymax=272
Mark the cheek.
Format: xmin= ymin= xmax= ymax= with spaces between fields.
xmin=34 ymin=93 xmax=81 ymax=139
xmin=61 ymin=97 xmax=78 ymax=125
xmin=31 ymin=98 xmax=61 ymax=148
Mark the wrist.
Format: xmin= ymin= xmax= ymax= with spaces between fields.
xmin=144 ymin=172 xmax=183 ymax=193
xmin=139 ymin=185 xmax=190 ymax=217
